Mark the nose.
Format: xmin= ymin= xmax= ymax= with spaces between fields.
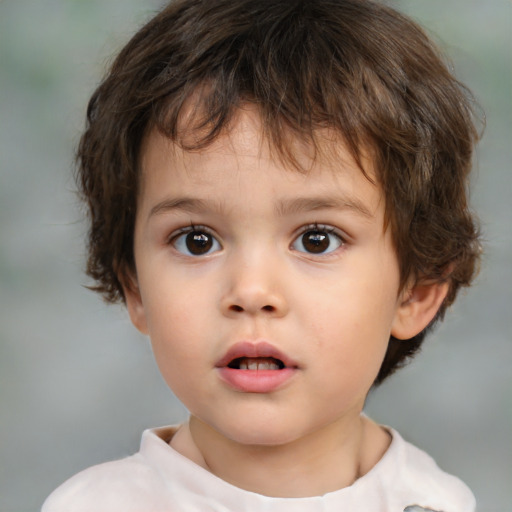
xmin=220 ymin=252 xmax=289 ymax=318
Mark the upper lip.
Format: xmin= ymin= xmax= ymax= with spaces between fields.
xmin=215 ymin=341 xmax=299 ymax=369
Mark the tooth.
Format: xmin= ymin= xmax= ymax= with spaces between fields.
xmin=248 ymin=360 xmax=258 ymax=370
xmin=236 ymin=357 xmax=282 ymax=370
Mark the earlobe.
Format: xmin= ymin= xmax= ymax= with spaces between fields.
xmin=391 ymin=280 xmax=450 ymax=340
xmin=121 ymin=273 xmax=149 ymax=335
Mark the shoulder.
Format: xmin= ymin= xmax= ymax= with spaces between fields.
xmin=41 ymin=426 xmax=184 ymax=512
xmin=41 ymin=454 xmax=170 ymax=512
xmin=388 ymin=429 xmax=476 ymax=512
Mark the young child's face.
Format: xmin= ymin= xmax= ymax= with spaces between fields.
xmin=125 ymin=108 xmax=407 ymax=447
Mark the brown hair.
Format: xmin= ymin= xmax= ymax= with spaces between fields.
xmin=76 ymin=0 xmax=481 ymax=384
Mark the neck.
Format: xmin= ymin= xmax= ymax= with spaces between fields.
xmin=170 ymin=414 xmax=390 ymax=498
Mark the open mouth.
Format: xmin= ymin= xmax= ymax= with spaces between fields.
xmin=227 ymin=357 xmax=285 ymax=371
xmin=216 ymin=342 xmax=297 ymax=392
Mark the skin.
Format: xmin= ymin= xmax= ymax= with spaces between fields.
xmin=123 ymin=107 xmax=448 ymax=498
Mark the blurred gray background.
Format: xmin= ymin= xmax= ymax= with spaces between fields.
xmin=0 ymin=1 xmax=510 ymax=511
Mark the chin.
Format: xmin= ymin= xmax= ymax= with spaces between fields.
xmin=230 ymin=432 xmax=299 ymax=448
xmin=214 ymin=417 xmax=308 ymax=448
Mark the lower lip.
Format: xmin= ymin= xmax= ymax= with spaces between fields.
xmin=216 ymin=367 xmax=297 ymax=393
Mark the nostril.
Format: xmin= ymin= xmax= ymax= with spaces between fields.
xmin=225 ymin=303 xmax=279 ymax=314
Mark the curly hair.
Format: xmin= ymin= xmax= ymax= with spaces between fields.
xmin=76 ymin=0 xmax=481 ymax=384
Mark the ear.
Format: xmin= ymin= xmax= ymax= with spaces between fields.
xmin=121 ymin=272 xmax=149 ymax=335
xmin=391 ymin=279 xmax=449 ymax=340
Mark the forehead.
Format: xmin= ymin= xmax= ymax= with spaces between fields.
xmin=138 ymin=107 xmax=383 ymax=218
xmin=142 ymin=106 xmax=376 ymax=181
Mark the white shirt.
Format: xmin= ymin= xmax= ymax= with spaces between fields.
xmin=42 ymin=425 xmax=475 ymax=512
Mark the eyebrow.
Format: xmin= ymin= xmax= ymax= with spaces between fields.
xmin=275 ymin=196 xmax=374 ymax=218
xmin=149 ymin=197 xmax=214 ymax=219
xmin=148 ymin=194 xmax=374 ymax=220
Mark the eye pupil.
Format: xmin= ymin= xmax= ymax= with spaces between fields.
xmin=186 ymin=231 xmax=213 ymax=255
xmin=302 ymin=231 xmax=330 ymax=253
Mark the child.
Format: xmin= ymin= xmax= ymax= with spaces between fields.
xmin=42 ymin=0 xmax=481 ymax=510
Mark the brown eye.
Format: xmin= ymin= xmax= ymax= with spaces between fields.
xmin=302 ymin=231 xmax=330 ymax=253
xmin=186 ymin=231 xmax=212 ymax=254
xmin=292 ymin=226 xmax=343 ymax=255
xmin=173 ymin=228 xmax=221 ymax=256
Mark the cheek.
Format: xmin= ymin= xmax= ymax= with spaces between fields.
xmin=303 ymin=274 xmax=397 ymax=368
xmin=313 ymin=275 xmax=397 ymax=330
xmin=149 ymin=299 xmax=202 ymax=347
xmin=141 ymin=281 xmax=202 ymax=351
xmin=146 ymin=295 xmax=207 ymax=396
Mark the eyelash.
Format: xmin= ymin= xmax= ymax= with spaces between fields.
xmin=170 ymin=223 xmax=212 ymax=239
xmin=291 ymin=223 xmax=346 ymax=256
xmin=168 ymin=224 xmax=222 ymax=256
xmin=167 ymin=223 xmax=346 ymax=257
